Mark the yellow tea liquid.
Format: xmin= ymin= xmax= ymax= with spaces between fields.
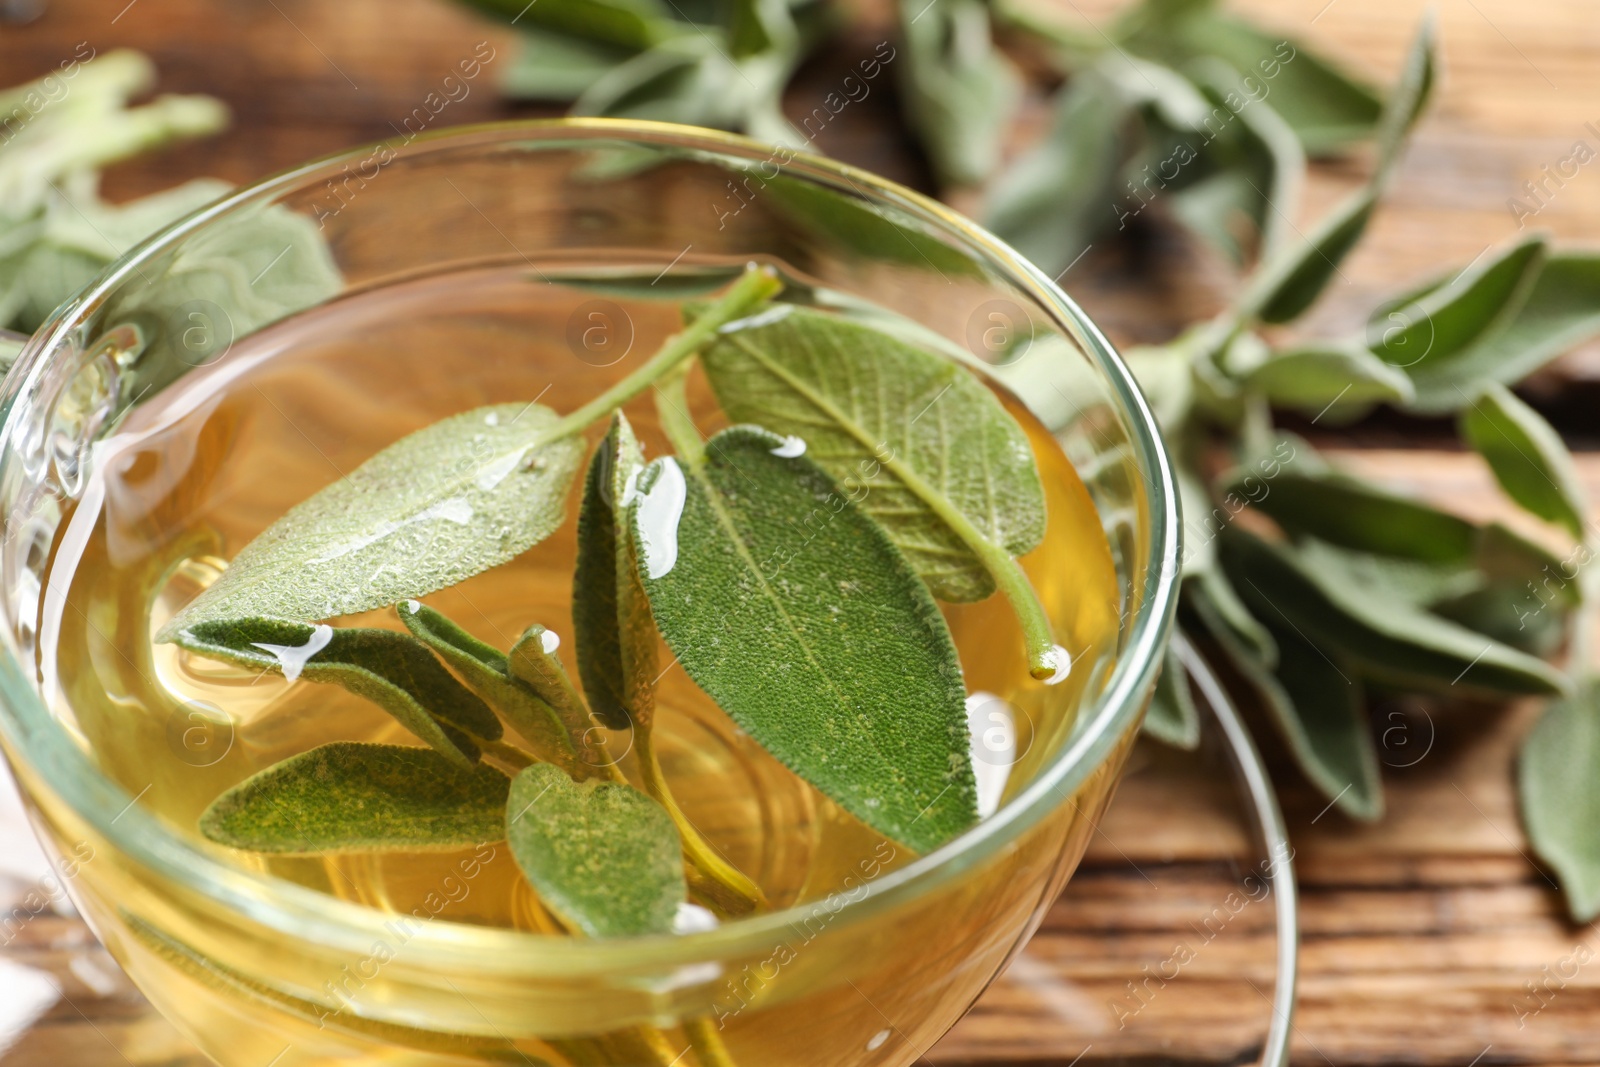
xmin=37 ymin=265 xmax=1124 ymax=1063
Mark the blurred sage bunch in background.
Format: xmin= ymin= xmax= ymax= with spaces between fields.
xmin=0 ymin=48 xmax=227 ymax=337
xmin=455 ymin=0 xmax=1600 ymax=922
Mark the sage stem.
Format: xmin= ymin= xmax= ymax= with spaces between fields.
xmin=550 ymin=265 xmax=782 ymax=441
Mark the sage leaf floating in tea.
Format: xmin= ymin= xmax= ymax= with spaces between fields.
xmin=177 ymin=618 xmax=501 ymax=767
xmin=571 ymin=413 xmax=654 ymax=731
xmin=398 ymin=602 xmax=588 ymax=777
xmin=506 ymin=763 xmax=686 ymax=938
xmin=200 ymin=742 xmax=511 ymax=853
xmin=159 ymin=403 xmax=587 ymax=635
xmin=696 ymin=303 xmax=1057 ymax=674
xmin=632 ymin=425 xmax=978 ymax=853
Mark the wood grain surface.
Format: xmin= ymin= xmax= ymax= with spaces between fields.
xmin=1 ymin=0 xmax=1598 ymax=1065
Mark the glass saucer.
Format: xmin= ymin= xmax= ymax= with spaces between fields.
xmin=0 ymin=636 xmax=1296 ymax=1067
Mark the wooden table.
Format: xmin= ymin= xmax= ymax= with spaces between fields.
xmin=2 ymin=0 xmax=1598 ymax=1064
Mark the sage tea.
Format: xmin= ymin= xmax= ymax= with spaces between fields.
xmin=42 ymin=261 xmax=1122 ymax=1064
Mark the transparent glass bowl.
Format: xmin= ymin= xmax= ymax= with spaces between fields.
xmin=0 ymin=120 xmax=1179 ymax=1067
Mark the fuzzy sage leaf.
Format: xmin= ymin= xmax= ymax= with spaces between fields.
xmin=696 ymin=303 xmax=1056 ymax=675
xmin=1219 ymin=527 xmax=1567 ymax=698
xmin=175 ymin=619 xmax=501 ymax=767
xmin=632 ymin=425 xmax=978 ymax=852
xmin=1460 ymin=383 xmax=1589 ymax=541
xmin=1519 ymin=685 xmax=1600 ymax=923
xmin=1145 ymin=643 xmax=1201 ymax=751
xmin=397 ymin=602 xmax=588 ymax=776
xmin=160 ymin=403 xmax=586 ymax=636
xmin=506 ymin=763 xmax=685 ymax=938
xmin=572 ymin=413 xmax=654 ymax=730
xmin=201 ymin=742 xmax=511 ymax=853
xmin=1191 ymin=583 xmax=1382 ymax=820
xmin=1241 ymin=12 xmax=1435 ymax=324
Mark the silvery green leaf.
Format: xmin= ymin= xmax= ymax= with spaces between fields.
xmin=1368 ymin=234 xmax=1545 ymax=390
xmin=1519 ymin=686 xmax=1600 ymax=923
xmin=1123 ymin=9 xmax=1382 ymax=153
xmin=632 ymin=426 xmax=977 ymax=852
xmin=985 ymin=70 xmax=1125 ymax=277
xmin=99 ymin=198 xmax=344 ymax=386
xmin=1242 ymin=14 xmax=1435 ymax=323
xmin=502 ymin=29 xmax=635 ymax=100
xmin=159 ymin=403 xmax=585 ymax=635
xmin=1145 ymin=642 xmax=1201 ymax=750
xmin=1405 ymin=252 xmax=1600 ymax=413
xmin=1245 ymin=465 xmax=1479 ymax=564
xmin=1191 ymin=581 xmax=1382 ymax=821
xmin=1459 ymin=383 xmax=1588 ymax=540
xmin=398 ymin=602 xmax=587 ymax=775
xmin=898 ymin=0 xmax=1020 ymax=187
xmin=6 ymin=179 xmax=231 ymax=332
xmin=507 ymin=763 xmax=685 ymax=937
xmin=763 ymin=176 xmax=985 ymax=280
xmin=456 ymin=0 xmax=681 ymax=50
xmin=1194 ymin=564 xmax=1276 ymax=667
xmin=1175 ymin=60 xmax=1307 ymax=263
xmin=174 ymin=618 xmax=500 ymax=767
xmin=1219 ymin=526 xmax=1567 ymax=698
xmin=698 ymin=304 xmax=1046 ymax=603
xmin=572 ymin=414 xmax=655 ymax=730
xmin=1125 ymin=343 xmax=1195 ymax=434
xmin=1245 ymin=340 xmax=1414 ymax=416
xmin=200 ymin=742 xmax=510 ymax=853
xmin=0 ymin=330 xmax=23 ymax=376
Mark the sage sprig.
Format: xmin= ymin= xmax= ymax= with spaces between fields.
xmin=979 ymin=8 xmax=1600 ymax=920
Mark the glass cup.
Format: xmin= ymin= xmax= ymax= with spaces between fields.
xmin=0 ymin=120 xmax=1179 ymax=1067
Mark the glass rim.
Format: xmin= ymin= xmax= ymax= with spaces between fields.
xmin=0 ymin=118 xmax=1181 ymax=974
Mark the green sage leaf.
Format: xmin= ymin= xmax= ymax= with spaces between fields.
xmin=1125 ymin=11 xmax=1383 ymax=153
xmin=1191 ymin=581 xmax=1381 ymax=820
xmin=174 ymin=618 xmax=500 ymax=767
xmin=158 ymin=402 xmax=585 ymax=636
xmin=1219 ymin=526 xmax=1567 ymax=698
xmin=985 ymin=69 xmax=1124 ymax=276
xmin=506 ymin=763 xmax=685 ymax=937
xmin=1519 ymin=686 xmax=1600 ymax=923
xmin=1244 ymin=13 xmax=1435 ymax=323
xmin=507 ymin=623 xmax=599 ymax=739
xmin=1245 ymin=340 xmax=1414 ymax=416
xmin=501 ymin=30 xmax=635 ymax=100
xmin=1404 ymin=252 xmax=1600 ymax=412
xmin=762 ymin=175 xmax=985 ymax=280
xmin=898 ymin=0 xmax=1020 ymax=187
xmin=1459 ymin=382 xmax=1588 ymax=540
xmin=1145 ymin=642 xmax=1201 ymax=750
xmin=1368 ymin=234 xmax=1545 ymax=387
xmin=698 ymin=304 xmax=1046 ymax=603
xmin=456 ymin=0 xmax=681 ymax=51
xmin=1246 ymin=467 xmax=1478 ymax=564
xmin=398 ymin=602 xmax=586 ymax=775
xmin=200 ymin=742 xmax=510 ymax=853
xmin=632 ymin=425 xmax=977 ymax=851
xmin=572 ymin=414 xmax=654 ymax=730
